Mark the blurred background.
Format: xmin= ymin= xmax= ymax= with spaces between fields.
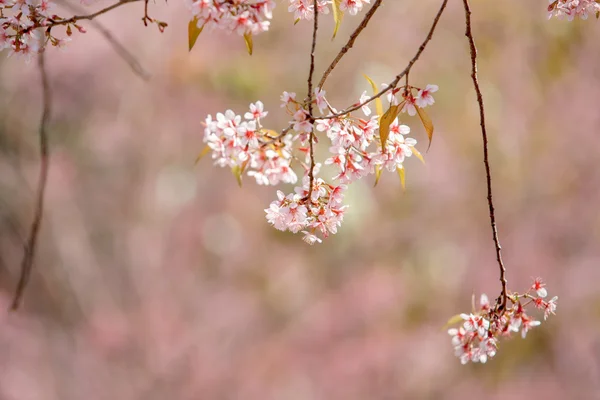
xmin=1 ymin=0 xmax=599 ymax=399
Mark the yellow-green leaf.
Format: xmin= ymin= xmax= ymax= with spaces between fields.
xmin=441 ymin=314 xmax=464 ymax=331
xmin=415 ymin=106 xmax=434 ymax=151
xmin=363 ymin=74 xmax=383 ymax=118
xmin=396 ymin=166 xmax=406 ymax=191
xmin=410 ymin=146 xmax=425 ymax=164
xmin=232 ymin=165 xmax=243 ymax=187
xmin=243 ymin=32 xmax=253 ymax=55
xmin=331 ymin=0 xmax=343 ymax=39
xmin=294 ymin=17 xmax=301 ymax=25
xmin=188 ymin=18 xmax=204 ymax=51
xmin=379 ymin=104 xmax=400 ymax=150
xmin=374 ymin=164 xmax=383 ymax=187
xmin=194 ymin=144 xmax=211 ymax=164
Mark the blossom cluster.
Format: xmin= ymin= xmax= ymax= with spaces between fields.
xmin=548 ymin=0 xmax=600 ymax=20
xmin=203 ymin=101 xmax=298 ymax=186
xmin=288 ymin=0 xmax=371 ymax=20
xmin=186 ymin=0 xmax=275 ymax=36
xmin=200 ymin=81 xmax=437 ymax=244
xmin=447 ymin=278 xmax=558 ymax=364
xmin=265 ymin=165 xmax=348 ymax=245
xmin=0 ymin=0 xmax=72 ymax=59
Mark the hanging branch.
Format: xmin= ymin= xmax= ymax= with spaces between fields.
xmin=462 ymin=0 xmax=508 ymax=312
xmin=10 ymin=50 xmax=52 ymax=311
xmin=305 ymin=0 xmax=320 ymax=199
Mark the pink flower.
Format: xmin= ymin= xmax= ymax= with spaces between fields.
xmin=301 ymin=231 xmax=322 ymax=245
xmin=280 ymin=91 xmax=296 ymax=107
xmin=293 ymin=109 xmax=313 ymax=133
xmin=531 ymin=277 xmax=547 ymax=298
xmin=245 ymin=101 xmax=268 ymax=120
xmin=401 ymin=95 xmax=417 ymax=116
xmin=359 ymin=91 xmax=372 ymax=116
xmin=544 ymin=296 xmax=558 ymax=320
xmin=415 ymin=84 xmax=438 ymax=108
xmin=520 ymin=314 xmax=541 ymax=338
xmin=314 ymin=87 xmax=328 ymax=114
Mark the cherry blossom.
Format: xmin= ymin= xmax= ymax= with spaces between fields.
xmin=447 ymin=278 xmax=557 ymax=364
xmin=415 ymin=84 xmax=438 ymax=108
xmin=264 ymin=165 xmax=348 ymax=244
xmin=288 ymin=0 xmax=329 ymax=20
xmin=548 ymin=0 xmax=600 ymax=20
xmin=186 ymin=0 xmax=275 ymax=37
xmin=203 ymin=102 xmax=297 ymax=186
xmin=339 ymin=0 xmax=371 ymax=16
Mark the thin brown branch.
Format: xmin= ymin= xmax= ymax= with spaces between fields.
xmin=55 ymin=0 xmax=150 ymax=80
xmin=317 ymin=0 xmax=383 ymax=90
xmin=10 ymin=50 xmax=52 ymax=311
xmin=48 ymin=0 xmax=142 ymax=27
xmin=323 ymin=0 xmax=448 ymax=120
xmin=306 ymin=0 xmax=319 ymax=199
xmin=462 ymin=0 xmax=508 ymax=312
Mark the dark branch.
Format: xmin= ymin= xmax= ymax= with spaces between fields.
xmin=48 ymin=0 xmax=142 ymax=27
xmin=55 ymin=0 xmax=150 ymax=80
xmin=462 ymin=0 xmax=508 ymax=312
xmin=323 ymin=0 xmax=448 ymax=119
xmin=306 ymin=0 xmax=319 ymax=199
xmin=10 ymin=50 xmax=52 ymax=311
xmin=317 ymin=0 xmax=383 ymax=90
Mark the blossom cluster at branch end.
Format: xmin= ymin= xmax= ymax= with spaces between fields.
xmin=447 ymin=278 xmax=558 ymax=365
xmin=0 ymin=0 xmax=77 ymax=60
xmin=186 ymin=0 xmax=275 ymax=36
xmin=548 ymin=0 xmax=600 ymax=20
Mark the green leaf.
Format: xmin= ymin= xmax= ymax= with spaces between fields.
xmin=415 ymin=106 xmax=434 ymax=151
xmin=194 ymin=144 xmax=211 ymax=165
xmin=243 ymin=32 xmax=253 ymax=55
xmin=396 ymin=166 xmax=406 ymax=191
xmin=441 ymin=314 xmax=464 ymax=331
xmin=188 ymin=18 xmax=204 ymax=51
xmin=379 ymin=104 xmax=401 ymax=150
xmin=363 ymin=74 xmax=383 ymax=118
xmin=232 ymin=165 xmax=243 ymax=187
xmin=294 ymin=17 xmax=301 ymax=25
xmin=332 ymin=0 xmax=343 ymax=39
xmin=410 ymin=146 xmax=425 ymax=164
xmin=374 ymin=164 xmax=383 ymax=187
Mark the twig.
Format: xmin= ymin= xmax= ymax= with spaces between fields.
xmin=462 ymin=0 xmax=508 ymax=312
xmin=48 ymin=0 xmax=142 ymax=27
xmin=305 ymin=0 xmax=319 ymax=199
xmin=317 ymin=0 xmax=383 ymax=90
xmin=10 ymin=50 xmax=52 ymax=311
xmin=55 ymin=0 xmax=150 ymax=80
xmin=322 ymin=0 xmax=448 ymax=119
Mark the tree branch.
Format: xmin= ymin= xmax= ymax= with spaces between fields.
xmin=55 ymin=0 xmax=150 ymax=80
xmin=10 ymin=50 xmax=52 ymax=311
xmin=317 ymin=0 xmax=383 ymax=90
xmin=48 ymin=0 xmax=142 ymax=27
xmin=323 ymin=0 xmax=448 ymax=119
xmin=306 ymin=0 xmax=319 ymax=199
xmin=462 ymin=0 xmax=508 ymax=312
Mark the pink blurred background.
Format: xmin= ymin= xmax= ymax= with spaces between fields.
xmin=1 ymin=1 xmax=599 ymax=399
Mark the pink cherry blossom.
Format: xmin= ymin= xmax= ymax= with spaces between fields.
xmin=415 ymin=84 xmax=438 ymax=108
xmin=447 ymin=279 xmax=556 ymax=364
